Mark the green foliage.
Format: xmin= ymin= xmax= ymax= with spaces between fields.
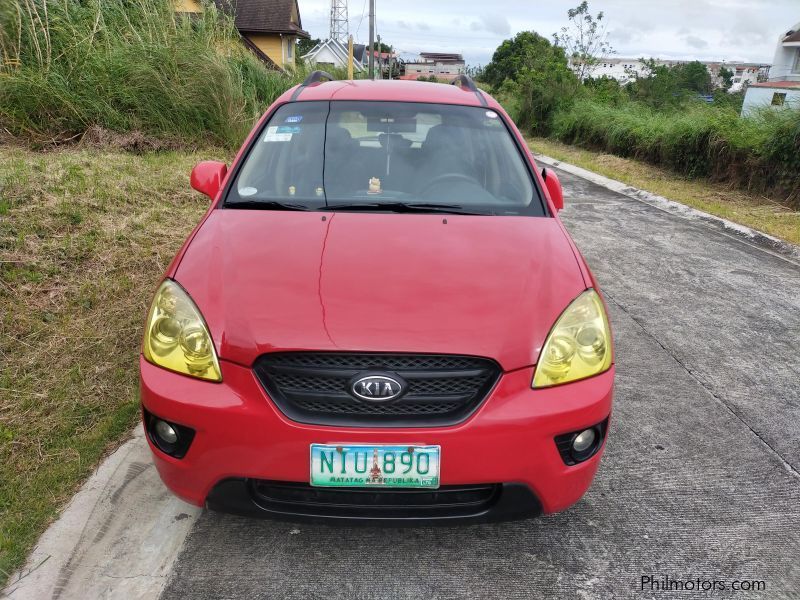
xmin=674 ymin=61 xmax=713 ymax=95
xmin=582 ymin=76 xmax=626 ymax=106
xmin=625 ymin=59 xmax=716 ymax=107
xmin=719 ymin=66 xmax=734 ymax=92
xmin=0 ymin=0 xmax=302 ymax=148
xmin=551 ymin=100 xmax=800 ymax=206
xmin=484 ymin=31 xmax=579 ymax=135
xmin=297 ymin=37 xmax=321 ymax=59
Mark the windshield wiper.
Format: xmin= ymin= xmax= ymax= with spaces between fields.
xmin=225 ymin=200 xmax=311 ymax=211
xmin=322 ymin=202 xmax=488 ymax=215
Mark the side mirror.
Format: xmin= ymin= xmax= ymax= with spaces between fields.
xmin=541 ymin=168 xmax=564 ymax=212
xmin=190 ymin=161 xmax=228 ymax=200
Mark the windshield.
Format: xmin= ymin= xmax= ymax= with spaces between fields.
xmin=227 ymin=101 xmax=544 ymax=216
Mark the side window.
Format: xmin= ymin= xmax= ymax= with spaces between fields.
xmin=794 ymin=49 xmax=800 ymax=74
xmin=772 ymin=92 xmax=787 ymax=107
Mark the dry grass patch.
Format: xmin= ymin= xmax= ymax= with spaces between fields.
xmin=528 ymin=137 xmax=800 ymax=247
xmin=0 ymin=146 xmax=225 ymax=583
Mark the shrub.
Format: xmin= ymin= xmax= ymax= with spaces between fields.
xmin=551 ymin=100 xmax=800 ymax=205
xmin=0 ymin=0 xmax=303 ymax=148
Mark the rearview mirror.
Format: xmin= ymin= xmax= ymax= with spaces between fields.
xmin=190 ymin=161 xmax=228 ymax=200
xmin=541 ymin=168 xmax=564 ymax=212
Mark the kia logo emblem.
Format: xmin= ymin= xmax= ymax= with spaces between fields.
xmin=349 ymin=374 xmax=407 ymax=403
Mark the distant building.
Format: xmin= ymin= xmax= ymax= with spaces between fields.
xmin=174 ymin=0 xmax=309 ymax=70
xmin=586 ymin=58 xmax=769 ymax=91
xmin=742 ymin=21 xmax=800 ymax=116
xmin=401 ymin=52 xmax=465 ymax=82
xmin=301 ymin=39 xmax=366 ymax=72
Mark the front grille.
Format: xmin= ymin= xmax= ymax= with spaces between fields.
xmin=249 ymin=480 xmax=500 ymax=519
xmin=253 ymin=352 xmax=501 ymax=426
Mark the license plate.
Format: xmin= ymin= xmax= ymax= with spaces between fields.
xmin=310 ymin=444 xmax=440 ymax=489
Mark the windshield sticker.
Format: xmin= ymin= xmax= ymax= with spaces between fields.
xmin=239 ymin=186 xmax=258 ymax=197
xmin=263 ymin=126 xmax=293 ymax=142
xmin=285 ymin=115 xmax=303 ymax=123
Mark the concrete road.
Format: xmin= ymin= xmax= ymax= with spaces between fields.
xmin=6 ymin=164 xmax=799 ymax=599
xmin=160 ymin=167 xmax=800 ymax=599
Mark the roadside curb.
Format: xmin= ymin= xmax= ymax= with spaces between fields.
xmin=535 ymin=153 xmax=800 ymax=266
xmin=1 ymin=429 xmax=199 ymax=600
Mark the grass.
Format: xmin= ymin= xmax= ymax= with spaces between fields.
xmin=0 ymin=145 xmax=225 ymax=584
xmin=0 ymin=0 xmax=302 ymax=149
xmin=549 ymin=100 xmax=800 ymax=207
xmin=528 ymin=136 xmax=800 ymax=246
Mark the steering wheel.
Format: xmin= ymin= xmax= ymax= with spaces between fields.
xmin=420 ymin=173 xmax=481 ymax=195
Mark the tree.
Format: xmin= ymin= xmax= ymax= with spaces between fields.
xmin=296 ymin=37 xmax=320 ymax=61
xmin=674 ymin=61 xmax=712 ymax=95
xmin=483 ymin=31 xmax=579 ymax=134
xmin=627 ymin=58 xmax=680 ymax=108
xmin=718 ymin=66 xmax=733 ymax=92
xmin=553 ymin=1 xmax=614 ymax=80
xmin=483 ymin=31 xmax=570 ymax=87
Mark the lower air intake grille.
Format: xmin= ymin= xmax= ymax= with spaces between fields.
xmin=249 ymin=480 xmax=500 ymax=519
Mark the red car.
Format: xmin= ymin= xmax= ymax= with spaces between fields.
xmin=140 ymin=73 xmax=614 ymax=523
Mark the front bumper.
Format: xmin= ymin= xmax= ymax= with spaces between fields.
xmin=140 ymin=357 xmax=614 ymax=520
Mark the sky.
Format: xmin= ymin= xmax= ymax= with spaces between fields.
xmin=298 ymin=0 xmax=799 ymax=66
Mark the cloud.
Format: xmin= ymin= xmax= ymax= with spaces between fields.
xmin=610 ymin=29 xmax=637 ymax=45
xmin=469 ymin=14 xmax=511 ymax=36
xmin=683 ymin=35 xmax=709 ymax=49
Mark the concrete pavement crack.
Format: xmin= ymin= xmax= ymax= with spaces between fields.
xmin=604 ymin=291 xmax=800 ymax=480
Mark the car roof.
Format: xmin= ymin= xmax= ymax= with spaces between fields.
xmin=276 ymin=79 xmax=501 ymax=109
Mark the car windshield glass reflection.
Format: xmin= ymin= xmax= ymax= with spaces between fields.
xmin=228 ymin=101 xmax=542 ymax=216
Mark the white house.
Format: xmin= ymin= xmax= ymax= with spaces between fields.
xmin=301 ymin=38 xmax=365 ymax=72
xmin=587 ymin=58 xmax=768 ymax=91
xmin=742 ymin=22 xmax=800 ymax=116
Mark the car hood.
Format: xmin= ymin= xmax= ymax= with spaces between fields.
xmin=175 ymin=210 xmax=587 ymax=371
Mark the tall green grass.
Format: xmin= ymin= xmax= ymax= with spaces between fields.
xmin=550 ymin=100 xmax=800 ymax=206
xmin=0 ymin=0 xmax=303 ymax=148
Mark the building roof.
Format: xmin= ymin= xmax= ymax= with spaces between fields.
xmin=370 ymin=50 xmax=396 ymax=60
xmin=782 ymin=23 xmax=800 ymax=45
xmin=301 ymin=39 xmax=365 ymax=72
xmin=213 ymin=0 xmax=309 ymax=37
xmin=419 ymin=52 xmax=464 ymax=62
xmin=353 ymin=44 xmax=367 ymax=64
xmin=748 ymin=81 xmax=800 ymax=89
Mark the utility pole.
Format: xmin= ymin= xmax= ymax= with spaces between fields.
xmin=368 ymin=0 xmax=375 ymax=80
xmin=377 ymin=34 xmax=382 ymax=79
xmin=347 ymin=34 xmax=354 ymax=80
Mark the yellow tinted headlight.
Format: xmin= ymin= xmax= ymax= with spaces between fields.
xmin=143 ymin=280 xmax=221 ymax=382
xmin=532 ymin=289 xmax=612 ymax=388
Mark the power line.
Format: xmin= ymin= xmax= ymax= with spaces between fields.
xmin=355 ymin=0 xmax=368 ymax=39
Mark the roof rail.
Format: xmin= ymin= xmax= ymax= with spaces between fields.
xmin=291 ymin=71 xmax=336 ymax=101
xmin=451 ymin=74 xmax=488 ymax=107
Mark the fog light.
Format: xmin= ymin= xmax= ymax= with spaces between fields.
xmin=554 ymin=418 xmax=609 ymax=466
xmin=143 ymin=409 xmax=195 ymax=459
xmin=572 ymin=428 xmax=596 ymax=453
xmin=155 ymin=419 xmax=178 ymax=444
